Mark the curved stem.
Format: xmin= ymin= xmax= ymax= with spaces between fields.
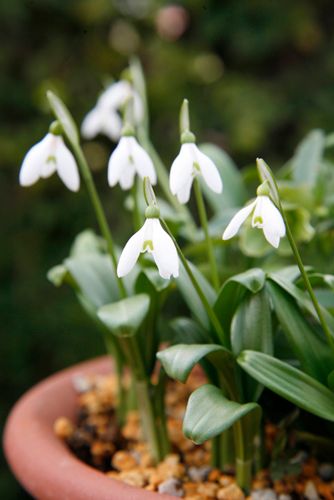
xmin=160 ymin=217 xmax=229 ymax=348
xmin=280 ymin=204 xmax=334 ymax=354
xmin=71 ymin=143 xmax=126 ymax=299
xmin=194 ymin=178 xmax=220 ymax=291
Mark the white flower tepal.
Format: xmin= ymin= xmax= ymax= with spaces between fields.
xmin=108 ymin=136 xmax=157 ymax=190
xmin=81 ymin=81 xmax=143 ymax=142
xmin=170 ymin=143 xmax=222 ymax=204
xmin=117 ymin=218 xmax=179 ymax=279
xmin=222 ymin=195 xmax=286 ymax=248
xmin=19 ymin=133 xmax=80 ymax=192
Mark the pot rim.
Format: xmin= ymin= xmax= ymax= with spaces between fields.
xmin=3 ymin=355 xmax=174 ymax=500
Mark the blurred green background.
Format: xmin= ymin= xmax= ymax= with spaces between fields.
xmin=2 ymin=0 xmax=334 ymax=497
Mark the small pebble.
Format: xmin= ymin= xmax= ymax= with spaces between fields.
xmin=318 ymin=462 xmax=334 ymax=482
xmin=188 ymin=465 xmax=211 ymax=482
xmin=251 ymin=489 xmax=277 ymax=500
xmin=197 ymin=481 xmax=219 ymax=498
xmin=217 ymin=483 xmax=245 ymax=499
xmin=158 ymin=478 xmax=183 ymax=497
xmin=278 ymin=495 xmax=292 ymax=500
xmin=72 ymin=374 xmax=92 ymax=393
xmin=112 ymin=450 xmax=137 ymax=471
xmin=119 ymin=470 xmax=145 ymax=487
xmin=304 ymin=480 xmax=319 ymax=500
xmin=53 ymin=417 xmax=74 ymax=439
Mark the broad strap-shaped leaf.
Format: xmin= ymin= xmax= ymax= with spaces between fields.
xmin=268 ymin=272 xmax=334 ymax=337
xmin=291 ymin=129 xmax=325 ymax=186
xmin=157 ymin=344 xmax=234 ymax=384
xmin=238 ymin=350 xmax=334 ymax=422
xmin=267 ymin=281 xmax=334 ymax=383
xmin=214 ymin=268 xmax=266 ymax=333
xmin=169 ymin=317 xmax=211 ymax=344
xmin=98 ymin=294 xmax=150 ymax=337
xmin=47 ymin=90 xmax=79 ymax=146
xmin=199 ymin=143 xmax=247 ymax=211
xmin=183 ymin=384 xmax=260 ymax=443
xmin=231 ymin=287 xmax=273 ymax=400
xmin=178 ymin=260 xmax=215 ymax=329
xmin=328 ymin=370 xmax=334 ymax=391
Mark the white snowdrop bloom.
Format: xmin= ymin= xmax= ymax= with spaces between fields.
xmin=108 ymin=135 xmax=157 ymax=190
xmin=117 ymin=218 xmax=179 ymax=279
xmin=169 ymin=142 xmax=223 ymax=204
xmin=19 ymin=133 xmax=80 ymax=192
xmin=81 ymin=81 xmax=143 ymax=142
xmin=222 ymin=195 xmax=286 ymax=248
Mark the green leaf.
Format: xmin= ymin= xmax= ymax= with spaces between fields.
xmin=214 ymin=268 xmax=266 ymax=333
xmin=199 ymin=143 xmax=247 ymax=211
xmin=231 ymin=288 xmax=273 ymax=400
xmin=178 ymin=260 xmax=215 ymax=329
xmin=238 ymin=351 xmax=334 ymax=421
xmin=47 ymin=90 xmax=79 ymax=146
xmin=98 ymin=294 xmax=150 ymax=337
xmin=328 ymin=370 xmax=334 ymax=391
xmin=169 ymin=318 xmax=210 ymax=344
xmin=70 ymin=229 xmax=106 ymax=256
xmin=267 ymin=281 xmax=333 ymax=382
xmin=291 ymin=129 xmax=325 ymax=186
xmin=268 ymin=272 xmax=334 ymax=338
xmin=157 ymin=343 xmax=234 ymax=384
xmin=183 ymin=384 xmax=260 ymax=443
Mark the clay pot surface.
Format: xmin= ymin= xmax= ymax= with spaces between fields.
xmin=4 ymin=356 xmax=174 ymax=499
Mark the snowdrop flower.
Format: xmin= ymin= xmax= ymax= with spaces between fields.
xmin=81 ymin=80 xmax=143 ymax=142
xmin=222 ymin=194 xmax=286 ymax=248
xmin=108 ymin=132 xmax=157 ymax=190
xmin=170 ymin=140 xmax=223 ymax=204
xmin=19 ymin=128 xmax=80 ymax=192
xmin=117 ymin=209 xmax=179 ymax=279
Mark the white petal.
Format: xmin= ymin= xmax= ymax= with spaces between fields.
xmin=19 ymin=134 xmax=52 ymax=186
xmin=99 ymin=81 xmax=132 ymax=109
xmin=108 ymin=137 xmax=134 ymax=189
xmin=151 ymin=220 xmax=179 ymax=279
xmin=260 ymin=196 xmax=285 ymax=248
xmin=81 ymin=108 xmax=102 ymax=139
xmin=169 ymin=144 xmax=194 ymax=201
xmin=222 ymin=201 xmax=256 ymax=240
xmin=196 ymin=148 xmax=223 ymax=193
xmin=128 ymin=137 xmax=157 ymax=184
xmin=101 ymin=110 xmax=123 ymax=141
xmin=117 ymin=223 xmax=146 ymax=277
xmin=40 ymin=158 xmax=57 ymax=178
xmin=176 ymin=175 xmax=194 ymax=204
xmin=119 ymin=162 xmax=136 ymax=190
xmin=133 ymin=92 xmax=144 ymax=123
xmin=55 ymin=138 xmax=80 ymax=192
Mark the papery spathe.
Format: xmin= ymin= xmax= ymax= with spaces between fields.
xmin=81 ymin=81 xmax=143 ymax=142
xmin=117 ymin=218 xmax=179 ymax=279
xmin=170 ymin=143 xmax=222 ymax=204
xmin=108 ymin=136 xmax=157 ymax=190
xmin=222 ymin=195 xmax=285 ymax=248
xmin=19 ymin=133 xmax=80 ymax=192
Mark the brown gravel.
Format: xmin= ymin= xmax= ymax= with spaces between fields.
xmin=54 ymin=372 xmax=334 ymax=499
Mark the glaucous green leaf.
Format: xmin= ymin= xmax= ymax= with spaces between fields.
xmin=157 ymin=343 xmax=234 ymax=384
xmin=178 ymin=260 xmax=215 ymax=329
xmin=238 ymin=351 xmax=334 ymax=421
xmin=267 ymin=281 xmax=334 ymax=383
xmin=169 ymin=317 xmax=210 ymax=344
xmin=98 ymin=294 xmax=150 ymax=337
xmin=214 ymin=268 xmax=266 ymax=333
xmin=291 ymin=129 xmax=325 ymax=186
xmin=47 ymin=90 xmax=79 ymax=146
xmin=183 ymin=384 xmax=260 ymax=443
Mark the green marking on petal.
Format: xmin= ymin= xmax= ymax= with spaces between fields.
xmin=46 ymin=155 xmax=56 ymax=164
xmin=193 ymin=161 xmax=201 ymax=173
xmin=253 ymin=216 xmax=263 ymax=226
xmin=143 ymin=240 xmax=154 ymax=251
xmin=128 ymin=154 xmax=134 ymax=164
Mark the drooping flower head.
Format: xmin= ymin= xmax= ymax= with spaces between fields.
xmin=81 ymin=80 xmax=143 ymax=142
xmin=223 ymin=185 xmax=286 ymax=248
xmin=107 ymin=126 xmax=157 ymax=190
xmin=169 ymin=99 xmax=222 ymax=204
xmin=19 ymin=123 xmax=80 ymax=192
xmin=117 ymin=205 xmax=179 ymax=279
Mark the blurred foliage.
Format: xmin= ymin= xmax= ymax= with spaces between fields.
xmin=2 ymin=0 xmax=334 ymax=497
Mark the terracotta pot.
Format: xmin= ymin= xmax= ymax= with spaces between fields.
xmin=3 ymin=356 xmax=174 ymax=500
